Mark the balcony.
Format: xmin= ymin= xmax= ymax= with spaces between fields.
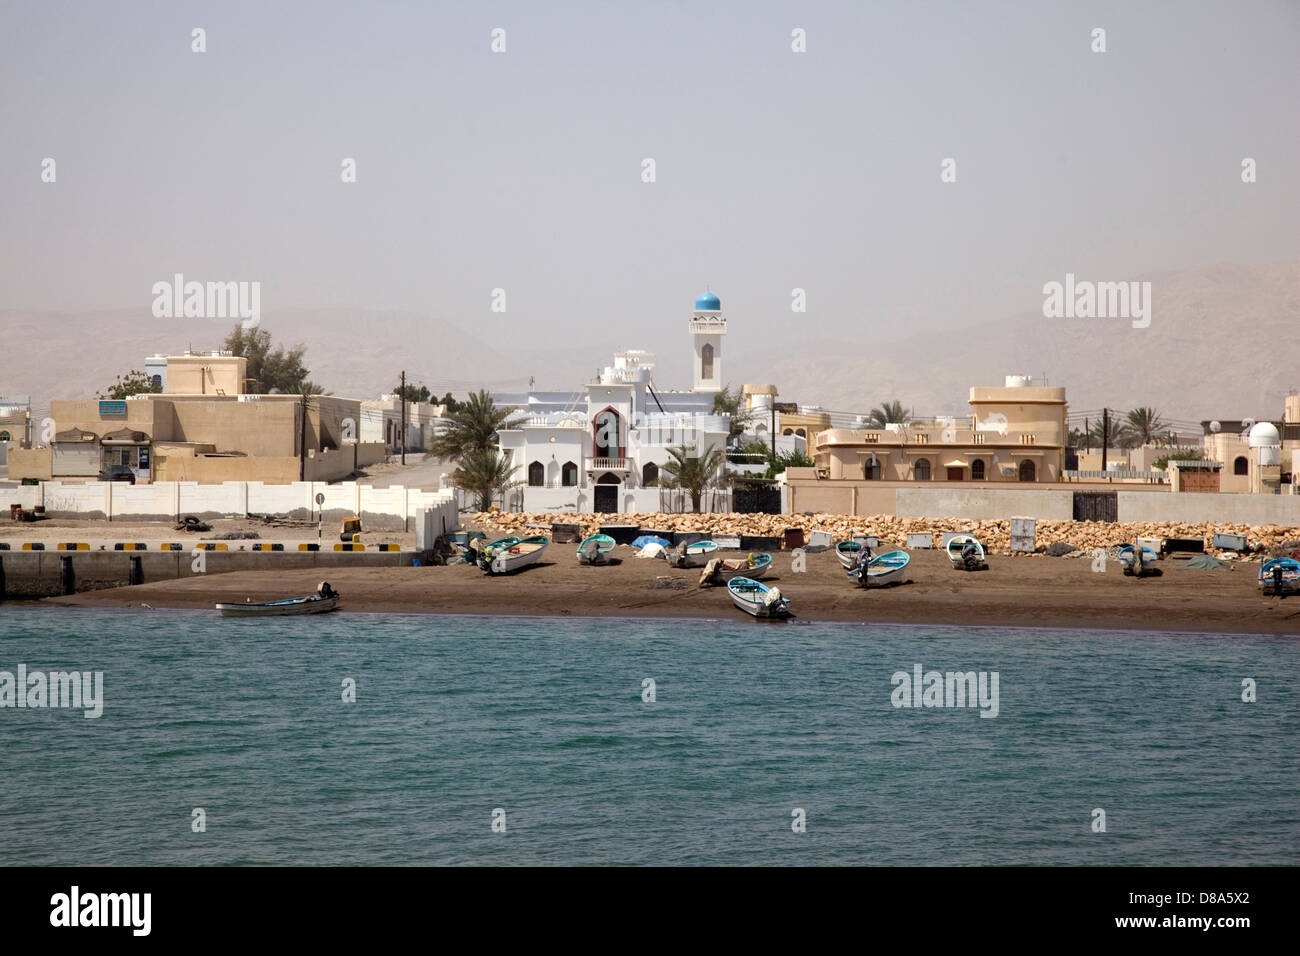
xmin=588 ymin=457 xmax=630 ymax=472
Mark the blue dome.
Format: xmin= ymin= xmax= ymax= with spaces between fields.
xmin=695 ymin=291 xmax=721 ymax=311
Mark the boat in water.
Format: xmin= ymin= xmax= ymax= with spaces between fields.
xmin=576 ymin=534 xmax=616 ymax=565
xmin=946 ymin=534 xmax=987 ymax=571
xmin=1259 ymin=556 xmax=1300 ymax=594
xmin=1118 ymin=545 xmax=1158 ymax=576
xmin=217 ymin=582 xmax=340 ymax=617
xmin=727 ymin=576 xmax=790 ymax=618
xmin=665 ymin=540 xmax=719 ymax=568
xmin=847 ymin=549 xmax=910 ymax=587
xmin=482 ymin=535 xmax=549 ymax=575
xmin=698 ymin=552 xmax=772 ymax=586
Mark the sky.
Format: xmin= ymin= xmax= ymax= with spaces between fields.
xmin=2 ymin=0 xmax=1298 ymax=361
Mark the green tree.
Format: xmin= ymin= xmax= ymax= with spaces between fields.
xmin=452 ymin=448 xmax=523 ymax=512
xmin=429 ymin=389 xmax=520 ymax=461
xmin=396 ymin=383 xmax=432 ymax=403
xmin=765 ymin=448 xmax=813 ymax=479
xmin=711 ymin=384 xmax=752 ymax=439
xmin=97 ymin=369 xmax=162 ymax=400
xmin=438 ymin=392 xmax=464 ymax=414
xmin=1117 ymin=407 xmax=1168 ymax=448
xmin=866 ymin=400 xmax=910 ymax=428
xmin=660 ymin=443 xmax=726 ymax=513
xmin=1153 ymin=449 xmax=1203 ymax=470
xmin=223 ymin=325 xmax=321 ymax=394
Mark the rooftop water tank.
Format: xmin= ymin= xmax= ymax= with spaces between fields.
xmin=1005 ymin=375 xmax=1032 ymax=388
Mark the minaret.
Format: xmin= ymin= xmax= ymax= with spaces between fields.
xmin=690 ymin=291 xmax=725 ymax=392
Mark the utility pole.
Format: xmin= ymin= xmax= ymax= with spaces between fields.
xmin=1085 ymin=417 xmax=1089 ymax=454
xmin=400 ymin=370 xmax=407 ymax=466
xmin=770 ymin=403 xmax=776 ymax=463
xmin=1101 ymin=408 xmax=1109 ymax=472
xmin=298 ymin=393 xmax=308 ymax=481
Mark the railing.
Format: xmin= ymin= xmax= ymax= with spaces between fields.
xmin=1064 ymin=470 xmax=1169 ymax=482
xmin=588 ymin=457 xmax=630 ymax=471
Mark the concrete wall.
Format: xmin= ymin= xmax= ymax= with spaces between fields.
xmin=6 ymin=446 xmax=52 ymax=480
xmin=898 ymin=487 xmax=1074 ymax=520
xmin=1117 ymin=491 xmax=1300 ymax=525
xmin=2 ymin=480 xmax=458 ymax=532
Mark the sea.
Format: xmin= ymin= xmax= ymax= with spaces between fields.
xmin=1 ymin=605 xmax=1296 ymax=866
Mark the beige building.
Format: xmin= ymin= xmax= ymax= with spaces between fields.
xmin=811 ymin=378 xmax=1067 ymax=484
xmin=9 ymin=392 xmax=383 ymax=484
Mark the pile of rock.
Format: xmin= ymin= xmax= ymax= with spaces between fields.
xmin=471 ymin=512 xmax=1299 ymax=558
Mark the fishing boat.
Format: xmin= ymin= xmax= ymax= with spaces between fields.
xmin=665 ymin=540 xmax=719 ymax=568
xmin=946 ymin=534 xmax=987 ymax=571
xmin=1259 ymin=556 xmax=1300 ymax=594
xmin=698 ymin=552 xmax=772 ymax=586
xmin=835 ymin=539 xmax=868 ymax=570
xmin=847 ymin=549 xmax=911 ymax=587
xmin=483 ymin=535 xmax=549 ymax=575
xmin=576 ymin=533 xmax=616 ymax=565
xmin=216 ymin=583 xmax=340 ymax=617
xmin=1118 ymin=545 xmax=1158 ymax=576
xmin=727 ymin=576 xmax=790 ymax=619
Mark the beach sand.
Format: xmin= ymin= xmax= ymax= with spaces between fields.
xmin=40 ymin=545 xmax=1300 ymax=635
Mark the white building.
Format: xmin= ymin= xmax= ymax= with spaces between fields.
xmin=495 ymin=292 xmax=733 ymax=513
xmin=360 ymin=395 xmax=447 ymax=453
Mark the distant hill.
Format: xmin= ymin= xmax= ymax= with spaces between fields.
xmin=3 ymin=260 xmax=1297 ymax=426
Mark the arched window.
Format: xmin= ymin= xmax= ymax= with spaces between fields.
xmin=0 ymin=431 xmax=10 ymax=442
xmin=914 ymin=458 xmax=931 ymax=480
xmin=150 ymin=375 xmax=162 ymax=389
xmin=796 ymin=428 xmax=806 ymax=437
xmin=593 ymin=407 xmax=621 ymax=459
xmin=701 ymin=343 xmax=714 ymax=380
xmin=782 ymin=428 xmax=794 ymax=436
xmin=971 ymin=459 xmax=985 ymax=480
xmin=562 ymin=461 xmax=578 ymax=486
xmin=642 ymin=461 xmax=659 ymax=486
xmin=1233 ymin=456 xmax=1248 ymax=476
xmin=1018 ymin=459 xmax=1036 ymax=482
xmin=863 ymin=459 xmax=881 ymax=480
xmin=528 ymin=461 xmax=544 ymax=486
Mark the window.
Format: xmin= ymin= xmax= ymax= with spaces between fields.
xmin=914 ymin=458 xmax=931 ymax=480
xmin=701 ymin=343 xmax=714 ymax=380
xmin=863 ymin=459 xmax=881 ymax=480
xmin=782 ymin=428 xmax=794 ymax=436
xmin=562 ymin=461 xmax=578 ymax=486
xmin=528 ymin=461 xmax=544 ymax=486
xmin=971 ymin=459 xmax=985 ymax=480
xmin=0 ymin=431 xmax=9 ymax=442
xmin=150 ymin=375 xmax=162 ymax=389
xmin=1233 ymin=456 xmax=1248 ymax=476
xmin=1018 ymin=459 xmax=1036 ymax=482
xmin=642 ymin=461 xmax=659 ymax=486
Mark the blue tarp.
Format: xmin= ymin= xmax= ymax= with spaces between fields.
xmin=631 ymin=535 xmax=670 ymax=549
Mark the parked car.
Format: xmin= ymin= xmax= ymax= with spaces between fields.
xmin=99 ymin=465 xmax=136 ymax=484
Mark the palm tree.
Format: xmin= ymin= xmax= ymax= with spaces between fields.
xmin=451 ymin=448 xmax=522 ymax=512
xmin=866 ymin=400 xmax=910 ymax=429
xmin=660 ymin=443 xmax=726 ymax=513
xmin=711 ymin=384 xmax=752 ymax=440
xmin=430 ymin=390 xmax=521 ymax=461
xmin=1118 ymin=407 xmax=1167 ymax=448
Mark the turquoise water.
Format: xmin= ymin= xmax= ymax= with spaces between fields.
xmin=1 ymin=605 xmax=1296 ymax=866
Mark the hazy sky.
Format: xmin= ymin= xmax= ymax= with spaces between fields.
xmin=2 ymin=0 xmax=1297 ymax=358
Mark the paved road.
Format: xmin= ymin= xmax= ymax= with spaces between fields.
xmin=362 ymin=455 xmax=457 ymax=492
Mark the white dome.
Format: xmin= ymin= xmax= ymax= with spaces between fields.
xmin=1248 ymin=422 xmax=1280 ymax=447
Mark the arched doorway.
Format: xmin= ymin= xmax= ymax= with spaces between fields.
xmin=1018 ymin=459 xmax=1036 ymax=482
xmin=594 ymin=472 xmax=620 ymax=513
xmin=1233 ymin=456 xmax=1248 ymax=475
xmin=914 ymin=458 xmax=931 ymax=481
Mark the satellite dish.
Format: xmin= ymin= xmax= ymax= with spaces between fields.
xmin=1242 ymin=418 xmax=1256 ymax=429
xmin=1209 ymin=420 xmax=1221 ymax=433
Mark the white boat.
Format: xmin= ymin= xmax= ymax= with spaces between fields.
xmin=665 ymin=540 xmax=719 ymax=568
xmin=698 ymin=553 xmax=772 ymax=586
xmin=847 ymin=549 xmax=910 ymax=587
xmin=946 ymin=534 xmax=987 ymax=570
xmin=484 ymin=535 xmax=549 ymax=575
xmin=576 ymin=534 xmax=616 ymax=565
xmin=727 ymin=576 xmax=790 ymax=619
xmin=1260 ymin=557 xmax=1300 ymax=594
xmin=1118 ymin=545 xmax=1158 ymax=576
xmin=217 ymin=584 xmax=340 ymax=617
xmin=836 ymin=539 xmax=869 ymax=570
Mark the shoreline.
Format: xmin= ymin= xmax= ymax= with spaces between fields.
xmin=34 ymin=548 xmax=1300 ymax=636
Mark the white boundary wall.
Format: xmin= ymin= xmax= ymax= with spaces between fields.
xmin=1 ymin=480 xmax=458 ymax=532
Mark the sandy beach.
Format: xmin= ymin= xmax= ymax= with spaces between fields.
xmin=40 ymin=543 xmax=1300 ymax=635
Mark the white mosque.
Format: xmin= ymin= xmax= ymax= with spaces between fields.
xmin=494 ymin=291 xmax=732 ymax=513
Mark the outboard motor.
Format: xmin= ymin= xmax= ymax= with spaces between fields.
xmin=1272 ymin=564 xmax=1284 ymax=597
xmin=961 ymin=541 xmax=980 ymax=571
